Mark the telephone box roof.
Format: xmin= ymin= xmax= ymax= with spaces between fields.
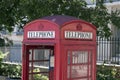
xmin=42 ymin=15 xmax=79 ymax=26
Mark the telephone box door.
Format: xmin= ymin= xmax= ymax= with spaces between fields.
xmin=27 ymin=46 xmax=54 ymax=80
xmin=64 ymin=46 xmax=96 ymax=80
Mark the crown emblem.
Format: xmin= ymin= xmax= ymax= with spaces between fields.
xmin=76 ymin=23 xmax=82 ymax=30
xmin=38 ymin=23 xmax=44 ymax=30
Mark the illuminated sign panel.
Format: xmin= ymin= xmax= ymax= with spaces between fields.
xmin=65 ymin=31 xmax=93 ymax=39
xmin=27 ymin=31 xmax=55 ymax=38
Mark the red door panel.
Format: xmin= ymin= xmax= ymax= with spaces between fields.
xmin=65 ymin=46 xmax=95 ymax=80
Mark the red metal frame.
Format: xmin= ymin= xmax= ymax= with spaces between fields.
xmin=22 ymin=15 xmax=97 ymax=80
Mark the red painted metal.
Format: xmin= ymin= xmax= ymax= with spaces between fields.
xmin=22 ymin=15 xmax=97 ymax=80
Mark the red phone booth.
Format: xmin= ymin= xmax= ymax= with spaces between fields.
xmin=22 ymin=15 xmax=96 ymax=80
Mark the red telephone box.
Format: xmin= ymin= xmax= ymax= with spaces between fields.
xmin=22 ymin=15 xmax=97 ymax=80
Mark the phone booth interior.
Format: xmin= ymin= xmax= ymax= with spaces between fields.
xmin=22 ymin=15 xmax=97 ymax=80
xmin=24 ymin=45 xmax=55 ymax=80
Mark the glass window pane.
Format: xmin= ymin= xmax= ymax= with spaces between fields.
xmin=73 ymin=78 xmax=88 ymax=80
xmin=67 ymin=65 xmax=70 ymax=78
xmin=67 ymin=50 xmax=92 ymax=80
xmin=72 ymin=51 xmax=88 ymax=64
xmin=71 ymin=65 xmax=88 ymax=78
xmin=29 ymin=49 xmax=32 ymax=60
xmin=68 ymin=51 xmax=71 ymax=64
xmin=88 ymin=51 xmax=92 ymax=63
xmin=34 ymin=49 xmax=50 ymax=60
xmin=29 ymin=73 xmax=49 ymax=80
xmin=33 ymin=62 xmax=49 ymax=67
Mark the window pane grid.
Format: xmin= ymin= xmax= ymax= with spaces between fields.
xmin=67 ymin=50 xmax=92 ymax=80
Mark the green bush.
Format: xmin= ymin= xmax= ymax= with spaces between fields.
xmin=97 ymin=64 xmax=120 ymax=80
xmin=0 ymin=63 xmax=21 ymax=78
xmin=33 ymin=68 xmax=48 ymax=80
xmin=0 ymin=51 xmax=21 ymax=78
xmin=0 ymin=51 xmax=8 ymax=62
xmin=0 ymin=50 xmax=48 ymax=79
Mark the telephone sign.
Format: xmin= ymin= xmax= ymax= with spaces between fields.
xmin=65 ymin=31 xmax=93 ymax=39
xmin=27 ymin=31 xmax=55 ymax=39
